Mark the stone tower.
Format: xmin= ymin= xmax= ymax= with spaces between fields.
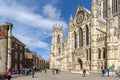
xmin=91 ymin=0 xmax=100 ymax=71
xmin=50 ymin=24 xmax=63 ymax=69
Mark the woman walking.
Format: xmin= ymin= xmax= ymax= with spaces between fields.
xmin=7 ymin=69 xmax=12 ymax=80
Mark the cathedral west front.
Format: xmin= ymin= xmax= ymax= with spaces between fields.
xmin=50 ymin=0 xmax=120 ymax=72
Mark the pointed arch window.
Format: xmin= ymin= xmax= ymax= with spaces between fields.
xmin=79 ymin=28 xmax=83 ymax=47
xmin=74 ymin=31 xmax=77 ymax=48
xmin=112 ymin=0 xmax=119 ymax=14
xmin=58 ymin=48 xmax=61 ymax=54
xmin=57 ymin=35 xmax=60 ymax=43
xmin=86 ymin=50 xmax=89 ymax=60
xmin=89 ymin=48 xmax=91 ymax=60
xmin=103 ymin=0 xmax=108 ymax=18
xmin=98 ymin=49 xmax=101 ymax=59
xmin=103 ymin=48 xmax=106 ymax=59
xmin=86 ymin=25 xmax=89 ymax=45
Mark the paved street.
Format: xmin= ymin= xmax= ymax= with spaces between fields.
xmin=10 ymin=70 xmax=120 ymax=80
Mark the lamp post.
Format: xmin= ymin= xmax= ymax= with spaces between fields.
xmin=96 ymin=28 xmax=107 ymax=68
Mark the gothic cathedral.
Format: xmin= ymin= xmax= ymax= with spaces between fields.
xmin=50 ymin=0 xmax=120 ymax=72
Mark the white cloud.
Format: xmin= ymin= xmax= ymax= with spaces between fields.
xmin=15 ymin=34 xmax=49 ymax=50
xmin=0 ymin=0 xmax=68 ymax=60
xmin=0 ymin=0 xmax=67 ymax=30
xmin=43 ymin=4 xmax=61 ymax=20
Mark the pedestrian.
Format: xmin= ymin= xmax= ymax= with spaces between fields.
xmin=31 ymin=68 xmax=34 ymax=78
xmin=56 ymin=69 xmax=58 ymax=74
xmin=107 ymin=68 xmax=110 ymax=77
xmin=83 ymin=69 xmax=86 ymax=77
xmin=7 ymin=69 xmax=12 ymax=80
xmin=102 ymin=69 xmax=104 ymax=76
xmin=52 ymin=69 xmax=54 ymax=75
xmin=44 ymin=68 xmax=47 ymax=73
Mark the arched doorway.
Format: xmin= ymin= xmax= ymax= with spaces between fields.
xmin=77 ymin=58 xmax=83 ymax=69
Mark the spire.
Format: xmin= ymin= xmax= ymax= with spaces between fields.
xmin=92 ymin=0 xmax=97 ymax=3
xmin=70 ymin=15 xmax=73 ymax=22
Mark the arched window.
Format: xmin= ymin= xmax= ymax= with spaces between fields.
xmin=74 ymin=31 xmax=77 ymax=48
xmin=89 ymin=48 xmax=91 ymax=60
xmin=57 ymin=35 xmax=60 ymax=43
xmin=103 ymin=0 xmax=108 ymax=18
xmin=72 ymin=52 xmax=75 ymax=61
xmin=86 ymin=25 xmax=89 ymax=45
xmin=103 ymin=48 xmax=106 ymax=59
xmin=79 ymin=28 xmax=83 ymax=47
xmin=112 ymin=0 xmax=118 ymax=14
xmin=15 ymin=52 xmax=18 ymax=59
xmin=58 ymin=48 xmax=61 ymax=54
xmin=86 ymin=50 xmax=89 ymax=60
xmin=98 ymin=49 xmax=101 ymax=59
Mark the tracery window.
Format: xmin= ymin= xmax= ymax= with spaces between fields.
xmin=98 ymin=49 xmax=101 ymax=59
xmin=79 ymin=28 xmax=83 ymax=47
xmin=57 ymin=35 xmax=60 ymax=43
xmin=58 ymin=48 xmax=61 ymax=54
xmin=112 ymin=0 xmax=119 ymax=14
xmin=86 ymin=50 xmax=89 ymax=60
xmin=103 ymin=48 xmax=106 ymax=59
xmin=103 ymin=0 xmax=108 ymax=19
xmin=74 ymin=31 xmax=77 ymax=48
xmin=86 ymin=25 xmax=89 ymax=45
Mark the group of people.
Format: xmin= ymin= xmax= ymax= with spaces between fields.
xmin=101 ymin=67 xmax=110 ymax=77
xmin=7 ymin=67 xmax=35 ymax=80
xmin=51 ymin=68 xmax=60 ymax=75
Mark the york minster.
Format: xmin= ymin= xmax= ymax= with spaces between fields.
xmin=50 ymin=0 xmax=120 ymax=72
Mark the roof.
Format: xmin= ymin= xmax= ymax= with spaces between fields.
xmin=83 ymin=7 xmax=91 ymax=14
xmin=12 ymin=35 xmax=26 ymax=46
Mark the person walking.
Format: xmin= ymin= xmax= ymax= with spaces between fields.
xmin=52 ymin=69 xmax=54 ymax=75
xmin=44 ymin=68 xmax=47 ymax=73
xmin=31 ymin=68 xmax=34 ymax=78
xmin=7 ymin=69 xmax=12 ymax=80
xmin=83 ymin=69 xmax=86 ymax=77
xmin=107 ymin=68 xmax=110 ymax=77
xmin=102 ymin=69 xmax=104 ymax=76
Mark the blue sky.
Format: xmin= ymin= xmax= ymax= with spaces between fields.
xmin=0 ymin=0 xmax=92 ymax=60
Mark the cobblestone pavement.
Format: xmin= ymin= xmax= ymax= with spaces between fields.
xmin=11 ymin=70 xmax=120 ymax=80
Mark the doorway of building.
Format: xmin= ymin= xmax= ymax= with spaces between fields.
xmin=77 ymin=58 xmax=83 ymax=69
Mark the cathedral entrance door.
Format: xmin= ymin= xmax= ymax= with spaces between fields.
xmin=77 ymin=58 xmax=83 ymax=69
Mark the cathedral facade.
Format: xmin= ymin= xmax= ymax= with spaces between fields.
xmin=50 ymin=0 xmax=120 ymax=72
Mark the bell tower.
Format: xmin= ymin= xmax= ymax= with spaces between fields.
xmin=50 ymin=24 xmax=63 ymax=69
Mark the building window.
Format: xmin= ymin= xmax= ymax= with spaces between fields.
xmin=89 ymin=48 xmax=91 ymax=60
xmin=20 ymin=53 xmax=22 ymax=60
xmin=20 ymin=46 xmax=22 ymax=51
xmin=58 ymin=48 xmax=61 ymax=54
xmin=86 ymin=50 xmax=89 ymax=60
xmin=103 ymin=48 xmax=106 ymax=59
xmin=103 ymin=0 xmax=108 ymax=19
xmin=57 ymin=35 xmax=60 ymax=43
xmin=98 ymin=49 xmax=101 ymax=59
xmin=74 ymin=31 xmax=77 ymax=48
xmin=112 ymin=0 xmax=118 ymax=14
xmin=79 ymin=28 xmax=83 ymax=47
xmin=86 ymin=25 xmax=89 ymax=45
xmin=15 ymin=44 xmax=18 ymax=49
xmin=0 ymin=29 xmax=1 ymax=36
xmin=15 ymin=52 xmax=18 ymax=59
